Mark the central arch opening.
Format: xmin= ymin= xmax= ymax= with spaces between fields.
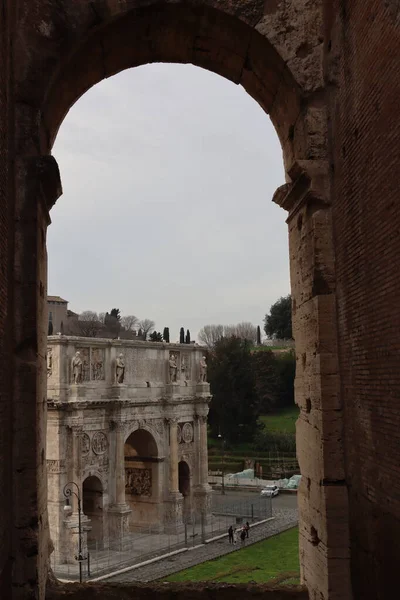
xmin=124 ymin=429 xmax=160 ymax=530
xmin=83 ymin=476 xmax=104 ymax=548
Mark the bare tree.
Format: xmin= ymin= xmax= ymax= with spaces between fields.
xmin=139 ymin=319 xmax=155 ymax=340
xmin=198 ymin=324 xmax=224 ymax=348
xmin=235 ymin=322 xmax=257 ymax=343
xmin=98 ymin=312 xmax=106 ymax=324
xmin=121 ymin=315 xmax=139 ymax=331
xmin=198 ymin=322 xmax=257 ymax=347
xmin=77 ymin=311 xmax=102 ymax=337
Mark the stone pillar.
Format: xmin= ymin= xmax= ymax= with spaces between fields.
xmin=198 ymin=416 xmax=209 ymax=486
xmin=163 ymin=418 xmax=183 ymax=532
xmin=107 ymin=421 xmax=130 ymax=548
xmin=9 ymin=155 xmax=62 ymax=596
xmin=273 ymin=160 xmax=352 ymax=600
xmin=115 ymin=426 xmax=127 ymax=506
xmin=169 ymin=418 xmax=180 ymax=494
xmin=193 ymin=414 xmax=212 ymax=522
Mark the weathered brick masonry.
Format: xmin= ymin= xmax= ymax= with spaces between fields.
xmin=0 ymin=1 xmax=400 ymax=600
xmin=326 ymin=2 xmax=400 ymax=599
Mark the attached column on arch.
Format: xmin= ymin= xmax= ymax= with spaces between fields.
xmin=107 ymin=419 xmax=131 ymax=547
xmin=168 ymin=418 xmax=180 ymax=494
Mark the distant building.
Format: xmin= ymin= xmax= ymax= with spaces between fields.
xmin=47 ymin=296 xmax=78 ymax=334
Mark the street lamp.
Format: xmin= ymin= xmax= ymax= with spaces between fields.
xmin=217 ymin=433 xmax=226 ymax=495
xmin=63 ymin=481 xmax=84 ymax=583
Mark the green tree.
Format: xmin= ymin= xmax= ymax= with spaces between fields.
xmin=264 ymin=295 xmax=292 ymax=339
xmin=256 ymin=325 xmax=261 ymax=345
xmin=110 ymin=308 xmax=121 ymax=321
xmin=149 ymin=331 xmax=163 ymax=342
xmin=185 ymin=329 xmax=191 ymax=344
xmin=275 ymin=349 xmax=296 ymax=408
xmin=180 ymin=327 xmax=185 ymax=344
xmin=163 ymin=327 xmax=170 ymax=343
xmin=252 ymin=349 xmax=279 ymax=413
xmin=208 ymin=337 xmax=260 ymax=444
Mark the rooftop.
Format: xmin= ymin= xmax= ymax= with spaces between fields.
xmin=47 ymin=295 xmax=68 ymax=303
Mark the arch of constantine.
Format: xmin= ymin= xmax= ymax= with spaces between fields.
xmin=2 ymin=1 xmax=400 ymax=600
xmin=46 ymin=336 xmax=211 ymax=563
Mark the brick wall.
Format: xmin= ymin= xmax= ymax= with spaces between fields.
xmin=327 ymin=2 xmax=400 ymax=598
xmin=0 ymin=0 xmax=14 ymax=594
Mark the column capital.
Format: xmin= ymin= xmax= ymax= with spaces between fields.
xmin=110 ymin=419 xmax=125 ymax=433
xmin=273 ymin=159 xmax=329 ymax=222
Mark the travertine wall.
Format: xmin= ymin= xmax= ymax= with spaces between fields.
xmin=2 ymin=1 xmax=400 ymax=600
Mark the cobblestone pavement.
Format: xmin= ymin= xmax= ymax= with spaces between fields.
xmin=105 ymin=507 xmax=298 ymax=583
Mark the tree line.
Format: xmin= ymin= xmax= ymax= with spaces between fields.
xmin=207 ymin=336 xmax=296 ymax=448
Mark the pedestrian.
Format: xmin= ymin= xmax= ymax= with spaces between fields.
xmin=245 ymin=521 xmax=250 ymax=538
xmin=228 ymin=525 xmax=234 ymax=544
xmin=233 ymin=527 xmax=238 ymax=544
xmin=240 ymin=528 xmax=246 ymax=545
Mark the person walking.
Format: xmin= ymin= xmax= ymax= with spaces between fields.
xmin=233 ymin=527 xmax=238 ymax=545
xmin=240 ymin=528 xmax=246 ymax=545
xmin=245 ymin=521 xmax=250 ymax=538
xmin=228 ymin=525 xmax=234 ymax=544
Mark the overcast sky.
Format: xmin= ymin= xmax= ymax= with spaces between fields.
xmin=48 ymin=63 xmax=290 ymax=341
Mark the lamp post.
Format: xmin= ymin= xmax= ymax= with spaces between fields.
xmin=217 ymin=433 xmax=226 ymax=495
xmin=63 ymin=481 xmax=84 ymax=583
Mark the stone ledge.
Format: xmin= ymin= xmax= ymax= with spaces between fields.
xmin=46 ymin=582 xmax=308 ymax=600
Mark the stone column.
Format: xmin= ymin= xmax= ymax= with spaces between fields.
xmin=169 ymin=418 xmax=180 ymax=494
xmin=70 ymin=426 xmax=82 ymax=514
xmin=115 ymin=426 xmax=127 ymax=506
xmin=198 ymin=415 xmax=209 ymax=486
xmin=107 ymin=421 xmax=130 ymax=547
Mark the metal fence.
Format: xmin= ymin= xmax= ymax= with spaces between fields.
xmin=51 ymin=494 xmax=272 ymax=580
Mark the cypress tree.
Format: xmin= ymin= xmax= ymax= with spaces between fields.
xmin=180 ymin=327 xmax=185 ymax=344
xmin=48 ymin=321 xmax=53 ymax=336
xmin=163 ymin=327 xmax=170 ymax=343
xmin=257 ymin=325 xmax=261 ymax=345
xmin=185 ymin=329 xmax=191 ymax=344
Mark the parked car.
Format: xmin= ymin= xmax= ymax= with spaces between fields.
xmin=260 ymin=485 xmax=279 ymax=497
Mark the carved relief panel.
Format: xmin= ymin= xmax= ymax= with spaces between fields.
xmin=181 ymin=353 xmax=191 ymax=381
xmin=178 ymin=422 xmax=194 ymax=444
xmin=125 ymin=467 xmax=152 ymax=497
xmin=75 ymin=347 xmax=90 ymax=382
xmin=91 ymin=348 xmax=105 ymax=381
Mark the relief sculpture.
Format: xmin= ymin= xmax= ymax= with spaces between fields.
xmin=91 ymin=348 xmax=105 ymax=381
xmin=92 ymin=431 xmax=108 ymax=454
xmin=125 ymin=467 xmax=152 ymax=497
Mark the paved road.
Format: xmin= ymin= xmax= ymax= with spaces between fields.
xmin=105 ymin=496 xmax=298 ymax=583
xmin=212 ymin=488 xmax=298 ymax=511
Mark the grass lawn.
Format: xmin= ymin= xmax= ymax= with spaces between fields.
xmin=165 ymin=527 xmax=300 ymax=585
xmin=258 ymin=406 xmax=299 ymax=435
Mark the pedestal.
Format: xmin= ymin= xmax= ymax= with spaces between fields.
xmin=193 ymin=485 xmax=213 ymax=524
xmin=60 ymin=513 xmax=90 ymax=565
xmin=107 ymin=505 xmax=131 ymax=550
xmin=164 ymin=494 xmax=183 ymax=533
xmin=196 ymin=382 xmax=211 ymax=396
xmin=110 ymin=384 xmax=128 ymax=399
xmin=68 ymin=384 xmax=86 ymax=400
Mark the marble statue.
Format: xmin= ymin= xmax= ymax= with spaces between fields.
xmin=116 ymin=353 xmax=125 ymax=384
xmin=169 ymin=354 xmax=178 ymax=383
xmin=199 ymin=356 xmax=207 ymax=382
xmin=72 ymin=351 xmax=83 ymax=384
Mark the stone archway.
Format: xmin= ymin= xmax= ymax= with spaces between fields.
xmin=179 ymin=460 xmax=191 ymax=522
xmin=5 ymin=2 xmax=351 ymax=599
xmin=83 ymin=475 xmax=104 ymax=548
xmin=124 ymin=429 xmax=160 ymax=530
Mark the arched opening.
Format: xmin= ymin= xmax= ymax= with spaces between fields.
xmin=124 ymin=429 xmax=160 ymax=530
xmin=179 ymin=461 xmax=191 ymax=522
xmin=7 ymin=2 xmax=347 ymax=599
xmin=178 ymin=461 xmax=190 ymax=497
xmin=82 ymin=476 xmax=104 ymax=548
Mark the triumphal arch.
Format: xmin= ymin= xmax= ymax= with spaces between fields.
xmin=46 ymin=336 xmax=211 ymax=562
